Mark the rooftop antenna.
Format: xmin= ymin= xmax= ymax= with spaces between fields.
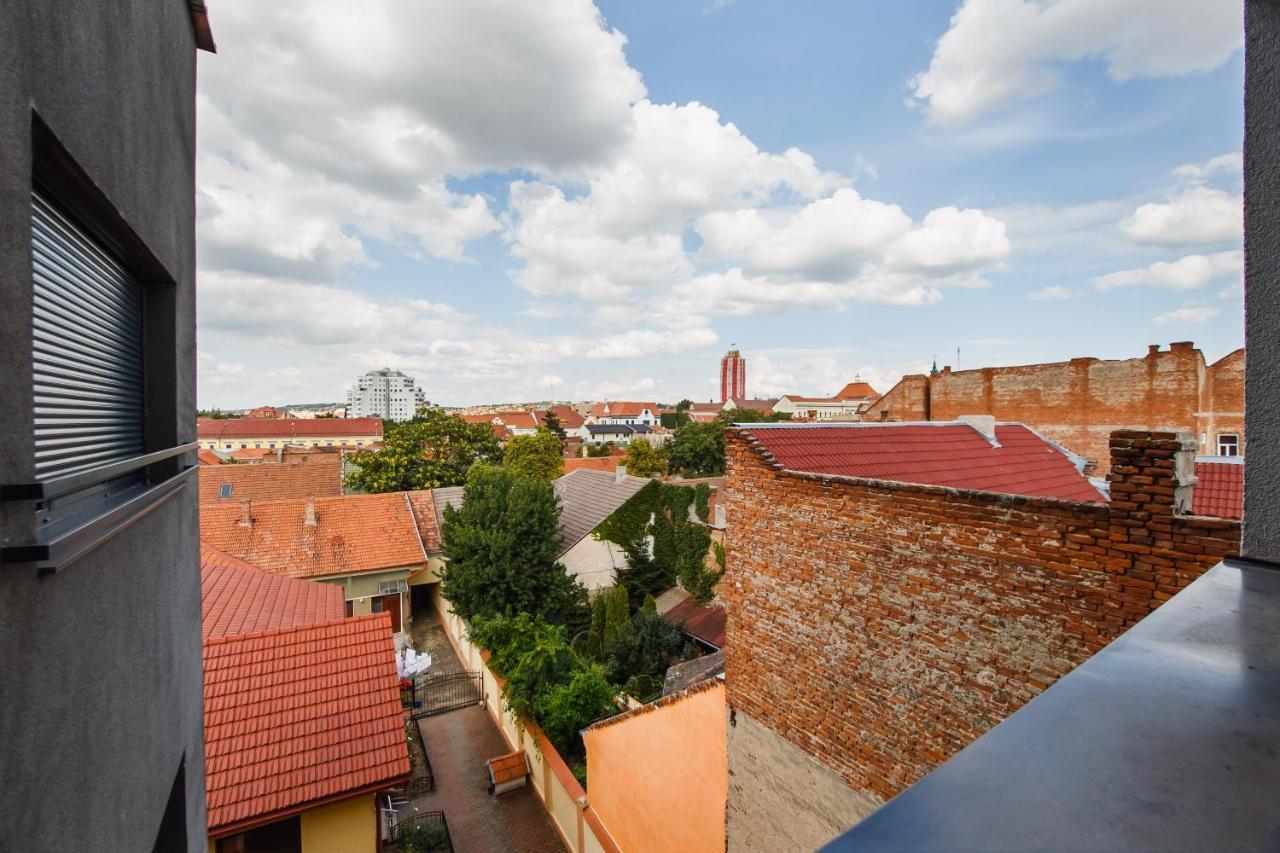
xmin=956 ymin=346 xmax=960 ymax=370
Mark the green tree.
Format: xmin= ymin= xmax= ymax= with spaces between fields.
xmin=622 ymin=439 xmax=665 ymax=477
xmin=602 ymin=584 xmax=630 ymax=652
xmin=503 ymin=427 xmax=565 ymax=479
xmin=665 ymin=420 xmax=726 ymax=477
xmin=642 ymin=593 xmax=657 ymax=614
xmin=542 ymin=410 xmax=567 ymax=446
xmin=585 ymin=441 xmax=617 ymax=458
xmin=676 ymin=399 xmax=693 ymax=412
xmin=536 ymin=666 xmax=618 ymax=752
xmin=694 ymin=483 xmax=711 ymax=521
xmin=440 ymin=464 xmax=587 ymax=626
xmin=344 ymin=408 xmax=501 ymax=493
xmin=606 ymin=610 xmax=684 ymax=688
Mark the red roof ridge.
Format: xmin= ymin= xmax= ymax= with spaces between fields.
xmin=203 ymin=612 xmax=387 ymax=648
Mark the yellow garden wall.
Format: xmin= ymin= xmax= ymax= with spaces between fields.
xmin=299 ymin=793 xmax=377 ymax=853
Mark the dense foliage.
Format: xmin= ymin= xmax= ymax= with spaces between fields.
xmin=694 ymin=482 xmax=711 ymax=521
xmin=440 ymin=464 xmax=587 ymax=627
xmin=502 ymin=427 xmax=565 ymax=479
xmin=664 ymin=407 xmax=791 ymax=477
xmin=345 ymin=408 xmax=502 ymax=492
xmin=622 ymin=438 xmax=666 ymax=477
xmin=605 ymin=610 xmax=683 ymax=689
xmin=585 ymin=442 xmax=618 ymax=458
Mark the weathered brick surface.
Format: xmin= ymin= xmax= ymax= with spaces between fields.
xmin=865 ymin=344 xmax=1245 ymax=475
xmin=721 ymin=428 xmax=1239 ymax=803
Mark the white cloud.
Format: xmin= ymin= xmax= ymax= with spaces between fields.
xmin=1173 ymin=152 xmax=1242 ymax=182
xmin=1154 ymin=306 xmax=1221 ymax=325
xmin=1122 ymin=186 xmax=1241 ymax=247
xmin=1028 ymin=285 xmax=1071 ymax=300
xmin=912 ymin=0 xmax=1243 ymax=125
xmin=585 ymin=327 xmax=719 ymax=359
xmin=1095 ymin=250 xmax=1242 ymax=291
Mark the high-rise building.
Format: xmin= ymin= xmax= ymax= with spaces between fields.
xmin=720 ymin=349 xmax=746 ymax=402
xmin=346 ymin=368 xmax=427 ymax=422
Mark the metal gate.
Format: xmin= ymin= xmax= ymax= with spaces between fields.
xmin=408 ymin=671 xmax=483 ymax=718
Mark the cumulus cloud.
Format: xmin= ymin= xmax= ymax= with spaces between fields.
xmin=1121 ymin=186 xmax=1241 ymax=247
xmin=1173 ymin=152 xmax=1242 ymax=183
xmin=1094 ymin=250 xmax=1242 ymax=291
xmin=1028 ymin=285 xmax=1071 ymax=300
xmin=1154 ymin=306 xmax=1221 ymax=325
xmin=912 ymin=0 xmax=1243 ymax=125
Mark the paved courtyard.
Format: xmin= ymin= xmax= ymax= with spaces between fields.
xmin=405 ymin=604 xmax=563 ymax=853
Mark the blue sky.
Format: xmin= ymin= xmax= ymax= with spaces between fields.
xmin=194 ymin=0 xmax=1244 ymax=408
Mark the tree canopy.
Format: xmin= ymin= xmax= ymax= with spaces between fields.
xmin=665 ymin=420 xmax=726 ymax=477
xmin=622 ymin=438 xmax=665 ymax=477
xmin=503 ymin=427 xmax=565 ymax=479
xmin=344 ymin=408 xmax=501 ymax=492
xmin=440 ymin=463 xmax=587 ymax=626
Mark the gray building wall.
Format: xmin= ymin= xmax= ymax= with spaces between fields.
xmin=1244 ymin=0 xmax=1280 ymax=562
xmin=0 ymin=2 xmax=205 ymax=850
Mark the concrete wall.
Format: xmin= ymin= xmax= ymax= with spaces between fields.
xmin=584 ymin=681 xmax=728 ymax=853
xmin=1244 ymin=0 xmax=1280 ymax=561
xmin=299 ymin=794 xmax=377 ymax=853
xmin=0 ymin=1 xmax=204 ymax=850
xmin=560 ymin=534 xmax=626 ymax=593
xmin=726 ymin=712 xmax=881 ymax=853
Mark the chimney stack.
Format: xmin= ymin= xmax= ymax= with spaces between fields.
xmin=958 ymin=414 xmax=998 ymax=442
xmin=237 ymin=500 xmax=253 ymax=528
xmin=304 ymin=499 xmax=318 ymax=527
xmin=615 ymin=465 xmax=627 ymax=484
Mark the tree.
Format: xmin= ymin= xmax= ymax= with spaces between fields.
xmin=503 ymin=428 xmax=565 ymax=479
xmin=666 ymin=420 xmax=726 ymax=477
xmin=602 ymin=584 xmax=630 ymax=652
xmin=536 ymin=666 xmax=618 ymax=753
xmin=606 ymin=610 xmax=683 ymax=688
xmin=676 ymin=399 xmax=693 ymax=412
xmin=622 ymin=439 xmax=665 ymax=477
xmin=585 ymin=441 xmax=617 ymax=458
xmin=542 ymin=410 xmax=567 ymax=446
xmin=344 ymin=408 xmax=501 ymax=492
xmin=440 ymin=464 xmax=587 ymax=626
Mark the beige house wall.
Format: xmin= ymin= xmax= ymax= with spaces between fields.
xmin=726 ymin=712 xmax=881 ymax=852
xmin=560 ymin=535 xmax=626 ymax=594
xmin=299 ymin=793 xmax=377 ymax=853
xmin=198 ymin=434 xmax=380 ymax=450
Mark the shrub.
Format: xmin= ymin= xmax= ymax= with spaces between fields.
xmin=536 ymin=666 xmax=618 ymax=753
xmin=694 ymin=483 xmax=711 ymax=521
xmin=606 ymin=610 xmax=683 ymax=687
xmin=398 ymin=820 xmax=450 ymax=853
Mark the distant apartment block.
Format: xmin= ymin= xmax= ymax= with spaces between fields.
xmin=866 ymin=342 xmax=1244 ymax=474
xmin=721 ymin=348 xmax=747 ymax=402
xmin=197 ymin=416 xmax=383 ymax=451
xmin=346 ymin=368 xmax=427 ymax=422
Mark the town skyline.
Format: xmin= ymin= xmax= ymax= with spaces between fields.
xmin=194 ymin=0 xmax=1245 ymax=410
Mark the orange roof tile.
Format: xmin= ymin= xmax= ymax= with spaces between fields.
xmin=835 ymin=381 xmax=879 ymax=400
xmin=590 ymin=401 xmax=659 ymax=418
xmin=203 ymin=612 xmax=409 ymax=833
xmin=494 ymin=410 xmax=540 ymax=430
xmin=199 ymin=491 xmax=434 ymax=578
xmin=1191 ymin=459 xmax=1243 ymax=519
xmin=198 ymin=449 xmax=226 ymax=465
xmin=544 ymin=405 xmax=586 ymax=428
xmin=564 ymin=457 xmax=625 ymax=474
xmin=201 ymin=543 xmax=345 ymax=639
xmin=198 ymin=417 xmax=383 ymax=440
xmin=198 ymin=457 xmax=343 ymax=505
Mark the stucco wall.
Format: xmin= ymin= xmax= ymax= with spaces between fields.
xmin=1244 ymin=0 xmax=1280 ymax=561
xmin=560 ymin=535 xmax=626 ymax=592
xmin=300 ymin=794 xmax=377 ymax=853
xmin=0 ymin=1 xmax=204 ymax=850
xmin=584 ymin=681 xmax=729 ymax=853
xmin=727 ymin=712 xmax=881 ymax=852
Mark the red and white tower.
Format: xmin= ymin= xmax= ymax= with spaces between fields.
xmin=720 ymin=348 xmax=746 ymax=402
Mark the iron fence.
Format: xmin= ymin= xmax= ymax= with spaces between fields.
xmin=408 ymin=670 xmax=484 ymax=719
xmin=387 ymin=810 xmax=454 ymax=853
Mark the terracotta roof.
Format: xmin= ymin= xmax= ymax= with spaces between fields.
xmin=835 ymin=381 xmax=879 ymax=400
xmin=1191 ymin=459 xmax=1244 ymax=519
xmin=198 ymin=449 xmax=225 ymax=465
xmin=203 ymin=613 xmax=409 ymax=833
xmin=200 ymin=543 xmax=344 ymax=639
xmin=543 ymin=405 xmax=586 ymax=428
xmin=664 ymin=599 xmax=727 ymax=649
xmin=198 ymin=457 xmax=343 ymax=505
xmin=243 ymin=405 xmax=291 ymax=419
xmin=226 ymin=448 xmax=277 ymax=462
xmin=494 ymin=410 xmax=540 ymax=430
xmin=725 ymin=398 xmax=779 ymax=413
xmin=779 ymin=395 xmax=845 ymax=404
xmin=689 ymin=402 xmax=725 ymax=413
xmin=431 ymin=468 xmax=649 ymax=559
xmin=590 ymin=401 xmax=659 ymax=418
xmin=405 ymin=490 xmax=443 ymax=553
xmin=460 ymin=413 xmax=497 ymax=424
xmin=198 ymin=417 xmax=383 ymax=440
xmin=739 ymin=422 xmax=1104 ymax=503
xmin=199 ymin=491 xmax=431 ymax=578
xmin=564 ymin=457 xmax=626 ymax=474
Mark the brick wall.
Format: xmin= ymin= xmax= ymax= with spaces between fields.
xmin=721 ymin=428 xmax=1239 ymax=805
xmin=864 ymin=344 xmax=1246 ymax=474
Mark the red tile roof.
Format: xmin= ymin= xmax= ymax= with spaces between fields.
xmin=725 ymin=398 xmax=779 ymax=413
xmin=835 ymin=381 xmax=879 ymax=400
xmin=590 ymin=401 xmax=659 ymax=418
xmin=200 ymin=543 xmax=345 ymax=639
xmin=198 ymin=457 xmax=343 ymax=505
xmin=740 ymin=423 xmax=1104 ymax=503
xmin=543 ymin=405 xmax=586 ymax=429
xmin=199 ymin=491 xmax=435 ymax=578
xmin=198 ymin=449 xmax=225 ymax=465
xmin=664 ymin=599 xmax=727 ymax=649
xmin=198 ymin=417 xmax=383 ymax=440
xmin=1191 ymin=460 xmax=1244 ymax=519
xmin=494 ymin=410 xmax=540 ymax=430
xmin=564 ymin=457 xmax=625 ymax=474
xmin=459 ymin=413 xmax=497 ymax=424
xmin=203 ymin=612 xmax=409 ymax=834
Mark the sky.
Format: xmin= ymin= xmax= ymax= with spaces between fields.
xmin=194 ymin=0 xmax=1246 ymax=409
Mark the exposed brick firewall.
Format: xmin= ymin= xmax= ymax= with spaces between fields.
xmin=866 ymin=345 xmax=1245 ymax=475
xmin=721 ymin=429 xmax=1239 ymax=803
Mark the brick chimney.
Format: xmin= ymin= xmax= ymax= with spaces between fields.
xmin=237 ymin=500 xmax=253 ymax=527
xmin=1107 ymin=431 xmax=1198 ymax=519
xmin=303 ymin=499 xmax=318 ymax=527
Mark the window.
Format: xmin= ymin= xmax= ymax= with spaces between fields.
xmin=218 ymin=483 xmax=232 ymax=499
xmin=1218 ymin=434 xmax=1240 ymax=457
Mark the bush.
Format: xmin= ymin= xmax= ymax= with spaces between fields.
xmin=398 ymin=820 xmax=451 ymax=853
xmin=536 ymin=666 xmax=618 ymax=753
xmin=606 ymin=610 xmax=683 ymax=687
xmin=694 ymin=482 xmax=711 ymax=521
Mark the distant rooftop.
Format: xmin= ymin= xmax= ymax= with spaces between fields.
xmin=200 ymin=543 xmax=344 ymax=639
